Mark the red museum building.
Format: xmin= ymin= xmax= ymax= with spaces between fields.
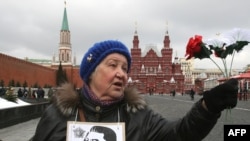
xmin=128 ymin=29 xmax=184 ymax=94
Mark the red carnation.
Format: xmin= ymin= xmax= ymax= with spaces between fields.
xmin=185 ymin=35 xmax=202 ymax=60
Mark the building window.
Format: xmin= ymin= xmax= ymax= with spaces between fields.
xmin=67 ymin=53 xmax=69 ymax=61
xmin=62 ymin=53 xmax=64 ymax=61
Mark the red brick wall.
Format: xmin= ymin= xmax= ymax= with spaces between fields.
xmin=62 ymin=65 xmax=83 ymax=88
xmin=72 ymin=68 xmax=83 ymax=88
xmin=0 ymin=53 xmax=83 ymax=88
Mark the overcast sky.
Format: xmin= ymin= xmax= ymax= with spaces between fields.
xmin=1 ymin=0 xmax=250 ymax=69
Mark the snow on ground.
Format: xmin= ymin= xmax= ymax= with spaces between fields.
xmin=0 ymin=97 xmax=30 ymax=109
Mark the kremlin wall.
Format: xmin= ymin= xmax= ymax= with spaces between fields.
xmin=0 ymin=53 xmax=56 ymax=88
xmin=0 ymin=52 xmax=83 ymax=88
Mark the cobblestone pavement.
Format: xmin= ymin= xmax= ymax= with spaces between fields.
xmin=0 ymin=94 xmax=249 ymax=141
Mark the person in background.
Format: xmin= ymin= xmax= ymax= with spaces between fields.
xmin=172 ymin=89 xmax=176 ymax=97
xmin=243 ymin=81 xmax=248 ymax=101
xmin=0 ymin=87 xmax=6 ymax=97
xmin=32 ymin=40 xmax=238 ymax=141
xmin=32 ymin=89 xmax=37 ymax=99
xmin=17 ymin=88 xmax=23 ymax=98
xmin=23 ymin=87 xmax=28 ymax=98
xmin=190 ymin=88 xmax=195 ymax=100
xmin=36 ymin=87 xmax=45 ymax=99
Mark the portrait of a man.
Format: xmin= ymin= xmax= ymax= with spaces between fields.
xmin=84 ymin=126 xmax=117 ymax=141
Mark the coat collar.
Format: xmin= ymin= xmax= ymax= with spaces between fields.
xmin=52 ymin=83 xmax=147 ymax=117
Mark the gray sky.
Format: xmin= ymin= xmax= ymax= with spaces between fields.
xmin=1 ymin=0 xmax=250 ymax=69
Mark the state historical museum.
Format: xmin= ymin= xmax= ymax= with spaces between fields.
xmin=128 ymin=29 xmax=184 ymax=94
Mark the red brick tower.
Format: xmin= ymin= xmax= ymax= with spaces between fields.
xmin=128 ymin=28 xmax=184 ymax=94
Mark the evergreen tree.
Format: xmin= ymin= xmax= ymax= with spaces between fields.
xmin=56 ymin=62 xmax=68 ymax=86
xmin=16 ymin=81 xmax=21 ymax=87
xmin=33 ymin=82 xmax=39 ymax=88
xmin=23 ymin=80 xmax=28 ymax=88
xmin=8 ymin=79 xmax=15 ymax=87
xmin=0 ymin=80 xmax=4 ymax=87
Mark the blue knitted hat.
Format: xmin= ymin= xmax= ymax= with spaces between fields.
xmin=80 ymin=40 xmax=131 ymax=83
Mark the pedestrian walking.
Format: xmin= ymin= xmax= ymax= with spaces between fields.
xmin=190 ymin=88 xmax=195 ymax=100
xmin=172 ymin=89 xmax=176 ymax=97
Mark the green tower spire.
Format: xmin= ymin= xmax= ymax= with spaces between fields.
xmin=61 ymin=3 xmax=69 ymax=31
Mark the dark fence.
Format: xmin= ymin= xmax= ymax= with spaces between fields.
xmin=0 ymin=102 xmax=49 ymax=129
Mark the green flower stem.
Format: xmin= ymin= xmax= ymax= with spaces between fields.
xmin=220 ymin=59 xmax=233 ymax=122
xmin=209 ymin=58 xmax=226 ymax=78
xmin=225 ymin=51 xmax=237 ymax=122
xmin=229 ymin=51 xmax=236 ymax=77
xmin=222 ymin=59 xmax=229 ymax=78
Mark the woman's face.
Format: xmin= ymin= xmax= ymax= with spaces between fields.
xmin=89 ymin=53 xmax=128 ymax=101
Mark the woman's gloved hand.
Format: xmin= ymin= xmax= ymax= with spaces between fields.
xmin=203 ymin=78 xmax=238 ymax=113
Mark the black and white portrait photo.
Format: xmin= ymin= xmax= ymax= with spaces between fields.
xmin=67 ymin=122 xmax=125 ymax=141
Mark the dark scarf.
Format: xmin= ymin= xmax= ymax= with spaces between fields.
xmin=82 ymin=85 xmax=124 ymax=107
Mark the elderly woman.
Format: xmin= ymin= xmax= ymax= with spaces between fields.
xmin=32 ymin=40 xmax=238 ymax=141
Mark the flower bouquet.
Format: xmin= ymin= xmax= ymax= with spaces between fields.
xmin=185 ymin=28 xmax=250 ymax=120
xmin=185 ymin=28 xmax=250 ymax=78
